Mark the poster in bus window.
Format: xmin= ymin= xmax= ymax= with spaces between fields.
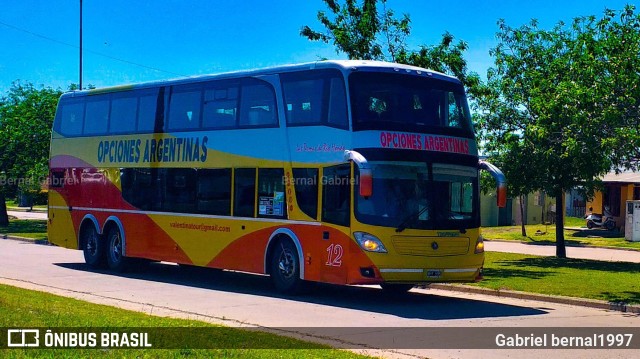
xmin=259 ymin=192 xmax=284 ymax=216
xmin=273 ymin=192 xmax=284 ymax=216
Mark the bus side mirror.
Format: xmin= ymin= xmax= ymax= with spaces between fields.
xmin=344 ymin=150 xmax=372 ymax=198
xmin=478 ymin=160 xmax=507 ymax=208
xmin=359 ymin=168 xmax=373 ymax=197
xmin=497 ymin=183 xmax=507 ymax=208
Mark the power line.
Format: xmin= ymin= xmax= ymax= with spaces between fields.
xmin=0 ymin=19 xmax=188 ymax=78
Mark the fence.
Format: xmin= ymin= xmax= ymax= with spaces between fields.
xmin=566 ymin=206 xmax=586 ymax=218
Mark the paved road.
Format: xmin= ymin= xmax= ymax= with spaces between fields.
xmin=485 ymin=240 xmax=640 ymax=263
xmin=1 ymin=239 xmax=638 ymax=359
xmin=7 ymin=210 xmax=47 ymax=220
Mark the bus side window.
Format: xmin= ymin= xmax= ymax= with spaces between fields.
xmin=168 ymin=85 xmax=202 ymax=131
xmin=164 ymin=168 xmax=197 ymax=213
xmin=234 ymin=168 xmax=256 ymax=218
xmin=292 ymin=168 xmax=319 ymax=220
xmin=281 ymin=69 xmax=348 ymax=129
xmin=197 ymin=169 xmax=231 ymax=216
xmin=84 ymin=96 xmax=110 ymax=135
xmin=257 ymin=168 xmax=286 ymax=218
xmin=327 ymin=77 xmax=348 ymax=128
xmin=137 ymin=89 xmax=161 ymax=133
xmin=121 ymin=168 xmax=154 ymax=210
xmin=58 ymin=100 xmax=85 ymax=136
xmin=322 ymin=164 xmax=350 ymax=227
xmin=203 ymin=86 xmax=238 ymax=129
xmin=239 ymin=81 xmax=277 ymax=127
xmin=110 ymin=94 xmax=137 ymax=134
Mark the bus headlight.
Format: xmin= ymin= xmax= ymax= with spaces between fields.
xmin=354 ymin=232 xmax=387 ymax=253
xmin=474 ymin=235 xmax=485 ymax=254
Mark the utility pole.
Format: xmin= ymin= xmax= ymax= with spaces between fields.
xmin=79 ymin=0 xmax=83 ymax=90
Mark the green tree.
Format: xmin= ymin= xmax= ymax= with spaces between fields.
xmin=476 ymin=6 xmax=640 ymax=258
xmin=301 ymin=0 xmax=480 ymax=91
xmin=481 ymin=135 xmax=544 ymax=237
xmin=0 ymin=82 xmax=62 ymax=226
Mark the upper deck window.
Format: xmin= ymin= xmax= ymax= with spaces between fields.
xmin=53 ymin=77 xmax=277 ymax=136
xmin=57 ymin=100 xmax=84 ymax=136
xmin=239 ymin=82 xmax=277 ymax=128
xmin=83 ymin=97 xmax=110 ymax=135
xmin=281 ymin=69 xmax=348 ymax=129
xmin=349 ymin=72 xmax=473 ymax=136
xmin=109 ymin=94 xmax=137 ymax=133
xmin=203 ymin=84 xmax=239 ymax=129
xmin=168 ymin=85 xmax=202 ymax=131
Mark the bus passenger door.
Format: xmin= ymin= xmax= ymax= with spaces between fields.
xmin=319 ymin=164 xmax=350 ymax=284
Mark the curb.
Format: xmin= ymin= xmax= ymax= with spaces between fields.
xmin=1 ymin=235 xmax=50 ymax=246
xmin=430 ymin=283 xmax=640 ymax=314
xmin=485 ymin=238 xmax=640 ymax=252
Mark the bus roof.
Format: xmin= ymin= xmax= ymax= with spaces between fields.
xmin=68 ymin=60 xmax=461 ymax=98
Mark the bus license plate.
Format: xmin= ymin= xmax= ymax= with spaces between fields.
xmin=426 ymin=270 xmax=442 ymax=278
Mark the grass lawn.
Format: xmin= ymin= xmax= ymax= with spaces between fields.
xmin=0 ymin=219 xmax=47 ymax=240
xmin=0 ymin=284 xmax=373 ymax=358
xmin=474 ymin=252 xmax=640 ymax=304
xmin=481 ymin=217 xmax=640 ymax=251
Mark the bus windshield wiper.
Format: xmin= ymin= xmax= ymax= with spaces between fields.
xmin=395 ymin=206 xmax=429 ymax=233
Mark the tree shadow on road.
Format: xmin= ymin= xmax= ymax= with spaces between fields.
xmin=55 ymin=261 xmax=547 ymax=321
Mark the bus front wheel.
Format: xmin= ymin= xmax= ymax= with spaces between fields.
xmin=81 ymin=224 xmax=105 ymax=268
xmin=270 ymin=239 xmax=303 ymax=294
xmin=106 ymin=227 xmax=129 ymax=272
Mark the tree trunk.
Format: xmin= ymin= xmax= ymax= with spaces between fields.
xmin=0 ymin=192 xmax=9 ymax=227
xmin=520 ymin=195 xmax=527 ymax=237
xmin=555 ymin=192 xmax=566 ymax=258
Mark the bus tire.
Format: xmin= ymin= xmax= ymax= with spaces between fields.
xmin=270 ymin=239 xmax=303 ymax=294
xmin=106 ymin=226 xmax=129 ymax=272
xmin=81 ymin=224 xmax=106 ymax=268
xmin=380 ymin=283 xmax=414 ymax=295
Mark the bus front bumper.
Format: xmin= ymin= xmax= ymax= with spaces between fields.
xmin=377 ymin=266 xmax=482 ymax=283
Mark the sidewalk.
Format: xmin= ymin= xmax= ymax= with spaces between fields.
xmin=7 ymin=210 xmax=47 ymax=221
xmin=6 ymin=206 xmax=47 ymax=213
xmin=485 ymin=239 xmax=640 ymax=263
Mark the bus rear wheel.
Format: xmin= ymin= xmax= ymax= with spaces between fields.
xmin=106 ymin=227 xmax=129 ymax=272
xmin=270 ymin=239 xmax=303 ymax=294
xmin=82 ymin=224 xmax=105 ymax=268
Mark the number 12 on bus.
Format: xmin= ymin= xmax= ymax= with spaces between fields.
xmin=48 ymin=60 xmax=506 ymax=295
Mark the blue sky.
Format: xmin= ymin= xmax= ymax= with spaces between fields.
xmin=0 ymin=0 xmax=634 ymax=93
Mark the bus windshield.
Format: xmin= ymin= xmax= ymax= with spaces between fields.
xmin=354 ymin=162 xmax=478 ymax=231
xmin=349 ymin=72 xmax=473 ymax=135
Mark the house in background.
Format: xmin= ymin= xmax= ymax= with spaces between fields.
xmin=480 ymin=191 xmax=555 ymax=227
xmin=481 ymin=171 xmax=640 ymax=228
xmin=565 ymin=188 xmax=586 ymax=218
xmin=586 ymin=172 xmax=640 ymax=231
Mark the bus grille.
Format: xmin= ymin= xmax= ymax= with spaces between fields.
xmin=391 ymin=236 xmax=470 ymax=256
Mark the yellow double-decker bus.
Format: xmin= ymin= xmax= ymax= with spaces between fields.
xmin=48 ymin=60 xmax=506 ymax=294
